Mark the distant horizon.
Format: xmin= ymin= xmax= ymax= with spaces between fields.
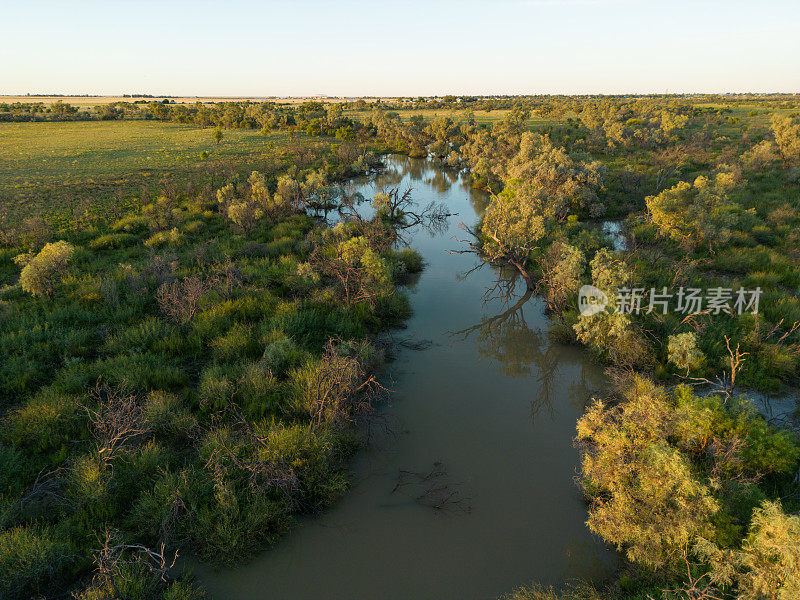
xmin=3 ymin=90 xmax=800 ymax=100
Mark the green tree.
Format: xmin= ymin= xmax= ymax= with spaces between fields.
xmin=646 ymin=173 xmax=741 ymax=248
xmin=480 ymin=183 xmax=548 ymax=290
xmin=540 ymin=240 xmax=584 ymax=314
xmin=576 ymin=377 xmax=719 ymax=569
xmin=771 ymin=114 xmax=800 ymax=166
xmin=668 ymin=332 xmax=705 ymax=375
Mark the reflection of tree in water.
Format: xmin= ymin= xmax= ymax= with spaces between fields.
xmin=371 ymin=167 xmax=406 ymax=190
xmin=451 ymin=266 xmax=598 ymax=421
xmin=378 ymin=155 xmax=428 ymax=185
xmin=424 ymin=168 xmax=459 ymax=194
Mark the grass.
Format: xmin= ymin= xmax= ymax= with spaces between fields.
xmin=0 ymin=121 xmax=295 ymax=225
xmin=0 ymin=133 xmax=414 ymax=598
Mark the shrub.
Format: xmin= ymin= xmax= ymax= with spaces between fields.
xmin=144 ymin=228 xmax=182 ymax=248
xmin=4 ymin=388 xmax=83 ymax=459
xmin=262 ymin=333 xmax=306 ymax=377
xmin=0 ymin=524 xmax=75 ymax=600
xmin=193 ymin=488 xmax=291 ymax=564
xmin=211 ymin=323 xmax=254 ymax=362
xmin=111 ymin=214 xmax=150 ymax=234
xmin=198 ymin=364 xmax=237 ymax=411
xmin=18 ymin=240 xmax=75 ymax=298
xmin=236 ymin=362 xmax=283 ymax=418
xmin=252 ymin=422 xmax=353 ymax=507
xmin=182 ymin=219 xmax=206 ymax=234
xmin=143 ymin=391 xmax=197 ymax=439
xmin=667 ymin=332 xmax=705 ymax=374
xmin=393 ymin=248 xmax=424 ymax=274
xmin=89 ymin=233 xmax=138 ymax=250
xmin=0 ymin=444 xmax=32 ymax=498
xmin=500 ymin=582 xmax=604 ymax=600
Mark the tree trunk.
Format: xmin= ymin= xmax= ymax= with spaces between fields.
xmin=510 ymin=258 xmax=535 ymax=291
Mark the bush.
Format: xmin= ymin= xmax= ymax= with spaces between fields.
xmin=111 ymin=214 xmax=150 ymax=234
xmin=4 ymin=388 xmax=83 ymax=459
xmin=18 ymin=240 xmax=75 ymax=298
xmin=0 ymin=524 xmax=75 ymax=600
xmin=252 ymin=422 xmax=353 ymax=507
xmin=667 ymin=332 xmax=705 ymax=374
xmin=89 ymin=232 xmax=139 ymax=250
xmin=198 ymin=364 xmax=237 ymax=411
xmin=236 ymin=361 xmax=283 ymax=418
xmin=393 ymin=248 xmax=424 ymax=274
xmin=262 ymin=333 xmax=306 ymax=377
xmin=143 ymin=391 xmax=197 ymax=438
xmin=144 ymin=228 xmax=183 ymax=248
xmin=211 ymin=323 xmax=255 ymax=362
xmin=500 ymin=582 xmax=603 ymax=600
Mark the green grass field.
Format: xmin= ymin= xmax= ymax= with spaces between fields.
xmin=0 ymin=121 xmax=295 ymax=225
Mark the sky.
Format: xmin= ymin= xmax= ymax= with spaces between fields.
xmin=1 ymin=0 xmax=798 ymax=97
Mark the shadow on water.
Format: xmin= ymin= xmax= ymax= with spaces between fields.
xmin=193 ymin=155 xmax=615 ymax=600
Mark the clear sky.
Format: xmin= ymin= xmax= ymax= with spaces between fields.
xmin=1 ymin=0 xmax=798 ymax=96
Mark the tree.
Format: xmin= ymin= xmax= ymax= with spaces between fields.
xmin=310 ymin=232 xmax=392 ymax=306
xmin=646 ymin=173 xmax=741 ymax=248
xmin=539 ymin=240 xmax=584 ymax=314
xmin=215 ymin=171 xmax=289 ymax=233
xmin=573 ymin=310 xmax=648 ymax=368
xmin=771 ymin=114 xmax=800 ymax=166
xmin=50 ymin=100 xmax=77 ymax=120
xmin=576 ymin=377 xmax=719 ymax=569
xmin=17 ymin=240 xmax=75 ymax=298
xmin=698 ymin=500 xmax=800 ymax=600
xmin=213 ymin=127 xmax=223 ymax=145
xmin=589 ymin=247 xmax=630 ymax=297
xmin=506 ymin=133 xmax=605 ymax=218
xmin=668 ymin=332 xmax=705 ymax=375
xmin=736 ymin=501 xmax=800 ymax=600
xmin=478 ymin=183 xmax=548 ymax=290
xmin=369 ymin=188 xmax=449 ymax=233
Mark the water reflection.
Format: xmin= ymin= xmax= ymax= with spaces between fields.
xmin=450 ymin=268 xmax=599 ymax=422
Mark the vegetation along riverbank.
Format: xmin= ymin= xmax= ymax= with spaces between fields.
xmin=1 ymin=94 xmax=799 ymax=599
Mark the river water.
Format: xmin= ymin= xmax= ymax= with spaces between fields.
xmin=194 ymin=155 xmax=615 ymax=600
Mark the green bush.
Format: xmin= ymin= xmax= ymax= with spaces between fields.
xmin=262 ymin=333 xmax=306 ymax=377
xmin=4 ymin=388 xmax=83 ymax=460
xmin=111 ymin=214 xmax=150 ymax=234
xmin=236 ymin=361 xmax=283 ymax=418
xmin=0 ymin=524 xmax=75 ymax=600
xmin=144 ymin=228 xmax=183 ymax=248
xmin=18 ymin=240 xmax=75 ymax=298
xmin=89 ymin=232 xmax=139 ymax=250
xmin=211 ymin=323 xmax=255 ymax=362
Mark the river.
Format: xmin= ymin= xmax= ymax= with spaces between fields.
xmin=194 ymin=155 xmax=615 ymax=600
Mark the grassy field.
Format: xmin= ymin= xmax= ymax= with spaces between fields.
xmin=0 ymin=121 xmax=299 ymax=225
xmin=0 ymin=109 xmax=535 ymax=228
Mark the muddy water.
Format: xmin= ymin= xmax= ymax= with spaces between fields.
xmin=194 ymin=156 xmax=615 ymax=600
